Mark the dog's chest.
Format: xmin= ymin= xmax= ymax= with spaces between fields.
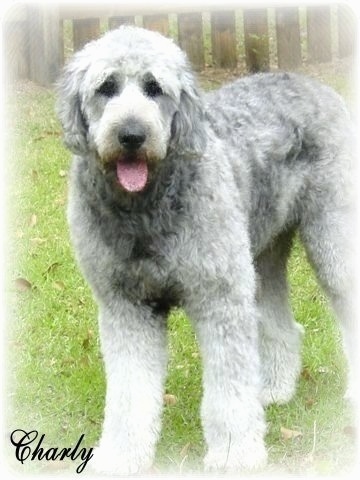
xmin=112 ymin=229 xmax=183 ymax=313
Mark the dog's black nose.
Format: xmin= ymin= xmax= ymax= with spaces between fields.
xmin=118 ymin=123 xmax=146 ymax=151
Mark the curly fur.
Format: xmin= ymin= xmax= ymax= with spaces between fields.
xmin=57 ymin=25 xmax=357 ymax=474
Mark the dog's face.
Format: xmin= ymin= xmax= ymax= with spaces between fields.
xmin=57 ymin=26 xmax=205 ymax=193
xmin=84 ymin=67 xmax=173 ymax=192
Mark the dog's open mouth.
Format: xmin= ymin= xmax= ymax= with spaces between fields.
xmin=116 ymin=155 xmax=148 ymax=193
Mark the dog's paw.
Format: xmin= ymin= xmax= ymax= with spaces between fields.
xmin=89 ymin=446 xmax=153 ymax=476
xmin=204 ymin=438 xmax=267 ymax=473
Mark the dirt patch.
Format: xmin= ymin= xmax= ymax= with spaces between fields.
xmin=197 ymin=57 xmax=356 ymax=92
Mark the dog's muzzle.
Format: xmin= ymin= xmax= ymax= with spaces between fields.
xmin=115 ymin=120 xmax=149 ymax=193
xmin=118 ymin=123 xmax=146 ymax=152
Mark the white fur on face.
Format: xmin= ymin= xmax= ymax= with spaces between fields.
xmin=93 ymin=84 xmax=170 ymax=165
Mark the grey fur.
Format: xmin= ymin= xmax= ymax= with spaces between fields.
xmin=57 ymin=26 xmax=357 ymax=474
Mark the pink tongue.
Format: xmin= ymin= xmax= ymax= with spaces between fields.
xmin=116 ymin=158 xmax=148 ymax=192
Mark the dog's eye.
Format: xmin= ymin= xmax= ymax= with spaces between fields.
xmin=96 ymin=78 xmax=118 ymax=98
xmin=143 ymin=79 xmax=163 ymax=98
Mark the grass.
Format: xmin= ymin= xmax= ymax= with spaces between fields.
xmin=5 ymin=65 xmax=356 ymax=475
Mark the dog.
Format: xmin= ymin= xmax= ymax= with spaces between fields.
xmin=57 ymin=25 xmax=357 ymax=474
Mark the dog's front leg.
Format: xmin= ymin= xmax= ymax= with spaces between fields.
xmin=188 ymin=294 xmax=267 ymax=472
xmin=90 ymin=299 xmax=167 ymax=475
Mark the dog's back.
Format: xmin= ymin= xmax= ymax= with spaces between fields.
xmin=205 ymin=72 xmax=354 ymax=255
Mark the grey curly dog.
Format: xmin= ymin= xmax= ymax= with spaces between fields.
xmin=57 ymin=25 xmax=357 ymax=474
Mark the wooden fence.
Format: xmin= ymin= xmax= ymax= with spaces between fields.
xmin=3 ymin=3 xmax=357 ymax=87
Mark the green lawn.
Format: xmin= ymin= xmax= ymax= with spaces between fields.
xmin=5 ymin=69 xmax=356 ymax=475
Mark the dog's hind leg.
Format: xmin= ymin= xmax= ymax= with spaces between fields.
xmin=299 ymin=206 xmax=358 ymax=404
xmin=256 ymin=232 xmax=304 ymax=406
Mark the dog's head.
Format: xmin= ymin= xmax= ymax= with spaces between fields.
xmin=57 ymin=26 xmax=206 ymax=193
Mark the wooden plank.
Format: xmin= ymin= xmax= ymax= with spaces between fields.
xmin=109 ymin=16 xmax=135 ymax=30
xmin=275 ymin=7 xmax=302 ymax=69
xmin=3 ymin=3 xmax=28 ymax=22
xmin=59 ymin=3 xmax=268 ymax=20
xmin=3 ymin=21 xmax=29 ymax=81
xmin=27 ymin=5 xmax=61 ymax=86
xmin=73 ymin=18 xmax=100 ymax=51
xmin=178 ymin=13 xmax=204 ymax=71
xmin=59 ymin=19 xmax=65 ymax=67
xmin=211 ymin=11 xmax=237 ymax=68
xmin=307 ymin=6 xmax=332 ymax=63
xmin=143 ymin=15 xmax=169 ymax=36
xmin=243 ymin=9 xmax=270 ymax=72
xmin=338 ymin=4 xmax=357 ymax=58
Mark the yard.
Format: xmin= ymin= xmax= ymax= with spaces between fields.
xmin=5 ymin=58 xmax=357 ymax=475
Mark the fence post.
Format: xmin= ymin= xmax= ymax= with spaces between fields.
xmin=211 ymin=11 xmax=237 ymax=68
xmin=143 ymin=15 xmax=169 ymax=36
xmin=27 ymin=4 xmax=61 ymax=86
xmin=243 ymin=9 xmax=270 ymax=72
xmin=307 ymin=6 xmax=332 ymax=63
xmin=109 ymin=16 xmax=135 ymax=29
xmin=275 ymin=7 xmax=302 ymax=69
xmin=338 ymin=4 xmax=357 ymax=58
xmin=59 ymin=20 xmax=65 ymax=67
xmin=73 ymin=18 xmax=101 ymax=51
xmin=3 ymin=4 xmax=30 ymax=82
xmin=178 ymin=13 xmax=204 ymax=71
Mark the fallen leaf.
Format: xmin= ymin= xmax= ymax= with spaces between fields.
xmin=15 ymin=277 xmax=32 ymax=292
xmin=53 ymin=281 xmax=65 ymax=291
xmin=33 ymin=130 xmax=61 ymax=142
xmin=80 ymin=356 xmax=90 ymax=367
xmin=163 ymin=394 xmax=177 ymax=406
xmin=61 ymin=357 xmax=75 ymax=367
xmin=301 ymin=367 xmax=315 ymax=381
xmin=29 ymin=213 xmax=37 ymax=227
xmin=31 ymin=237 xmax=47 ymax=245
xmin=43 ymin=262 xmax=60 ymax=276
xmin=280 ymin=426 xmax=303 ymax=440
xmin=180 ymin=442 xmax=191 ymax=459
xmin=55 ymin=196 xmax=66 ymax=206
xmin=343 ymin=425 xmax=357 ymax=439
xmin=305 ymin=397 xmax=316 ymax=408
xmin=88 ymin=417 xmax=101 ymax=425
xmin=82 ymin=329 xmax=94 ymax=350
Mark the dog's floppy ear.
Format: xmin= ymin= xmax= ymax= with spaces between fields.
xmin=56 ymin=59 xmax=89 ymax=155
xmin=170 ymin=75 xmax=206 ymax=155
